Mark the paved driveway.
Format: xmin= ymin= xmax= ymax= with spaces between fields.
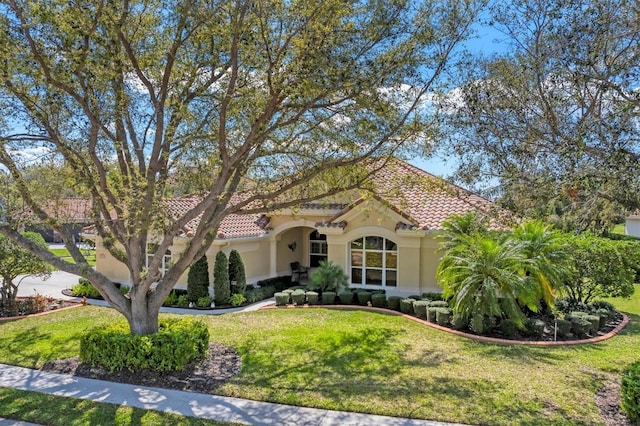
xmin=16 ymin=271 xmax=80 ymax=300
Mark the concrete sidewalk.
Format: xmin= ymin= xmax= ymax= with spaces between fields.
xmin=0 ymin=364 xmax=467 ymax=426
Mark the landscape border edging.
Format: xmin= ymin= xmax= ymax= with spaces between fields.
xmin=262 ymin=304 xmax=630 ymax=346
xmin=0 ymin=302 xmax=83 ymax=323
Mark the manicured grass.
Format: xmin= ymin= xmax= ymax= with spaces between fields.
xmin=0 ymin=387 xmax=234 ymax=425
xmin=0 ymin=288 xmax=638 ymax=425
xmin=611 ymin=223 xmax=625 ymax=235
xmin=48 ymin=247 xmax=96 ymax=266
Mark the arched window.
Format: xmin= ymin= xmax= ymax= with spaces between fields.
xmin=146 ymin=243 xmax=172 ymax=276
xmin=309 ymin=230 xmax=327 ymax=267
xmin=349 ymin=236 xmax=397 ymax=287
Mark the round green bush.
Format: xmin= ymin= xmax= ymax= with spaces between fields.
xmin=621 ymin=360 xmax=640 ymax=423
xmin=387 ymin=296 xmax=402 ymax=311
xmin=356 ymin=291 xmax=372 ymax=306
xmin=371 ymin=293 xmax=387 ymax=308
xmin=400 ymin=298 xmax=415 ymax=314
xmin=322 ymin=291 xmax=336 ymax=305
xmin=338 ymin=291 xmax=354 ymax=305
xmin=80 ymin=318 xmax=209 ymax=372
xmin=274 ymin=292 xmax=290 ymax=306
xmin=413 ymin=301 xmax=429 ymax=319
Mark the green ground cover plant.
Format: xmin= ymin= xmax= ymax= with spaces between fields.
xmin=0 ymin=286 xmax=638 ymax=425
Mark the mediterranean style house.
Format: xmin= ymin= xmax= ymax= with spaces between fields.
xmin=92 ymin=159 xmax=498 ymax=297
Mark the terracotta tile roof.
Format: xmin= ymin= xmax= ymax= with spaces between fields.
xmin=324 ymin=159 xmax=501 ymax=231
xmin=18 ymin=198 xmax=93 ymax=223
xmin=163 ymin=197 xmax=271 ymax=239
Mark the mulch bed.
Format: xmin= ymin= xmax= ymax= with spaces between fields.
xmin=41 ymin=343 xmax=242 ymax=394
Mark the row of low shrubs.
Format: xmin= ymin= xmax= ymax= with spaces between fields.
xmin=0 ymin=294 xmax=49 ymax=317
xmin=274 ymin=289 xmax=444 ymax=308
xmin=72 ymin=278 xmax=277 ymax=309
xmin=79 ymin=317 xmax=209 ymax=372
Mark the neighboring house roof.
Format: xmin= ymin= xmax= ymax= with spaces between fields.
xmin=318 ymin=159 xmax=498 ymax=231
xmin=18 ymin=197 xmax=93 ymax=223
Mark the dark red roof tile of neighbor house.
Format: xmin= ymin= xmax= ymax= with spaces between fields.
xmin=18 ymin=198 xmax=93 ymax=222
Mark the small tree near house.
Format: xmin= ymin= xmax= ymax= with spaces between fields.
xmin=187 ymin=255 xmax=210 ymax=303
xmin=213 ymin=251 xmax=230 ymax=306
xmin=228 ymin=250 xmax=247 ymax=295
xmin=0 ymin=232 xmax=53 ymax=302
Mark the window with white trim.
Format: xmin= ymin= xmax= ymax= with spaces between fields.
xmin=309 ymin=230 xmax=328 ymax=267
xmin=349 ymin=236 xmax=397 ymax=286
xmin=146 ymin=243 xmax=172 ymax=276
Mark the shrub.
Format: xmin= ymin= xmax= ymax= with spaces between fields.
xmin=525 ymin=319 xmax=545 ymax=338
xmin=256 ymin=276 xmax=292 ymax=292
xmin=308 ymin=260 xmax=348 ymax=293
xmin=196 ymin=296 xmax=213 ymax=308
xmin=413 ymin=301 xmax=429 ymax=319
xmin=555 ymin=319 xmax=572 ymax=337
xmin=306 ymin=291 xmax=319 ymax=305
xmin=356 ymin=291 xmax=372 ymax=306
xmin=71 ymin=279 xmax=101 ymax=298
xmin=228 ymin=250 xmax=247 ymax=295
xmin=229 ymin=293 xmax=246 ymax=307
xmin=322 ymin=291 xmax=336 ymax=305
xmin=338 ymin=290 xmax=354 ymax=305
xmin=371 ymin=293 xmax=387 ymax=308
xmin=244 ymin=288 xmax=263 ymax=304
xmin=387 ymin=296 xmax=402 ymax=311
xmin=584 ymin=314 xmax=601 ymax=333
xmin=426 ymin=307 xmax=438 ymax=322
xmin=470 ymin=314 xmax=495 ymax=335
xmin=80 ymin=318 xmax=209 ymax=372
xmin=570 ymin=317 xmax=592 ymax=337
xmin=451 ymin=314 xmax=466 ymax=330
xmin=213 ymin=252 xmax=230 ymax=306
xmin=500 ymin=319 xmax=518 ymax=338
xmin=621 ymin=360 xmax=640 ymax=423
xmin=163 ymin=291 xmax=179 ymax=307
xmin=429 ymin=300 xmax=449 ymax=308
xmin=187 ymin=255 xmax=209 ymax=303
xmin=261 ymin=285 xmax=276 ymax=298
xmin=274 ymin=292 xmax=290 ymax=306
xmin=176 ymin=294 xmax=189 ymax=308
xmin=282 ymin=288 xmax=294 ymax=295
xmin=291 ymin=289 xmax=306 ymax=305
xmin=595 ymin=308 xmax=610 ymax=329
xmin=400 ymin=298 xmax=415 ymax=314
xmin=435 ymin=308 xmax=452 ymax=326
xmin=421 ymin=292 xmax=444 ymax=301
xmin=591 ymin=300 xmax=616 ymax=313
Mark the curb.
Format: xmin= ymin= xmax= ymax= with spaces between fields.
xmin=261 ymin=304 xmax=631 ymax=346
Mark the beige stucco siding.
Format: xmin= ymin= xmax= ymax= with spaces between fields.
xmin=419 ymin=236 xmax=442 ymax=293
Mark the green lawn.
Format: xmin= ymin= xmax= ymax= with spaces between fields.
xmin=0 ymin=288 xmax=639 ymax=425
xmin=48 ymin=247 xmax=96 ymax=266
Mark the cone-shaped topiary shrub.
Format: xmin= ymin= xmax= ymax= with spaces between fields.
xmin=187 ymin=255 xmax=210 ymax=303
xmin=213 ymin=251 xmax=230 ymax=306
xmin=228 ymin=250 xmax=247 ymax=295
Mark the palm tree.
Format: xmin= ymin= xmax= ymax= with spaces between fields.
xmin=512 ymin=221 xmax=568 ymax=309
xmin=437 ymin=233 xmax=530 ymax=333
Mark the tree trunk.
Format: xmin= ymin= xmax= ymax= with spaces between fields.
xmin=126 ymin=289 xmax=160 ymax=335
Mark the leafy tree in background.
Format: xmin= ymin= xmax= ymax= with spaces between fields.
xmin=213 ymin=251 xmax=230 ymax=306
xmin=438 ymin=0 xmax=640 ymax=234
xmin=0 ymin=232 xmax=53 ymax=302
xmin=228 ymin=250 xmax=246 ymax=295
xmin=187 ymin=255 xmax=210 ymax=303
xmin=0 ymin=0 xmax=483 ymax=334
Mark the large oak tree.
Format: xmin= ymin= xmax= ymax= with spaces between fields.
xmin=438 ymin=0 xmax=640 ymax=233
xmin=0 ymin=0 xmax=482 ymax=333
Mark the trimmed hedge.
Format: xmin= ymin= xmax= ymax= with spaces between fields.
xmin=291 ymin=289 xmax=306 ymax=305
xmin=526 ymin=319 xmax=545 ymax=338
xmin=435 ymin=308 xmax=452 ymax=326
xmin=387 ymin=296 xmax=402 ymax=311
xmin=306 ymin=291 xmax=319 ymax=305
xmin=451 ymin=314 xmax=466 ymax=330
xmin=338 ymin=291 xmax=354 ymax=305
xmin=426 ymin=307 xmax=438 ymax=322
xmin=274 ymin=292 xmax=290 ymax=306
xmin=413 ymin=301 xmax=429 ymax=319
xmin=421 ymin=291 xmax=444 ymax=301
xmin=322 ymin=291 xmax=336 ymax=305
xmin=356 ymin=291 xmax=372 ymax=306
xmin=429 ymin=300 xmax=449 ymax=308
xmin=371 ymin=293 xmax=387 ymax=308
xmin=622 ymin=360 xmax=640 ymax=423
xmin=555 ymin=319 xmax=572 ymax=337
xmin=79 ymin=318 xmax=209 ymax=372
xmin=256 ymin=276 xmax=293 ymax=292
xmin=400 ymin=298 xmax=415 ymax=314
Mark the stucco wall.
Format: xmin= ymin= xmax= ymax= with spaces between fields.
xmin=626 ymin=217 xmax=640 ymax=237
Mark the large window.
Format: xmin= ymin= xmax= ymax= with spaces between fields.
xmin=349 ymin=236 xmax=397 ymax=287
xmin=309 ymin=230 xmax=328 ymax=267
xmin=146 ymin=243 xmax=172 ymax=276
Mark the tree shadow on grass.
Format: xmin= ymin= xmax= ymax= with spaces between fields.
xmin=1 ymin=326 xmax=81 ymax=368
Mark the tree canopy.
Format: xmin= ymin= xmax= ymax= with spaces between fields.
xmin=0 ymin=0 xmax=483 ymax=333
xmin=437 ymin=0 xmax=640 ymax=233
xmin=0 ymin=231 xmax=52 ymax=301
